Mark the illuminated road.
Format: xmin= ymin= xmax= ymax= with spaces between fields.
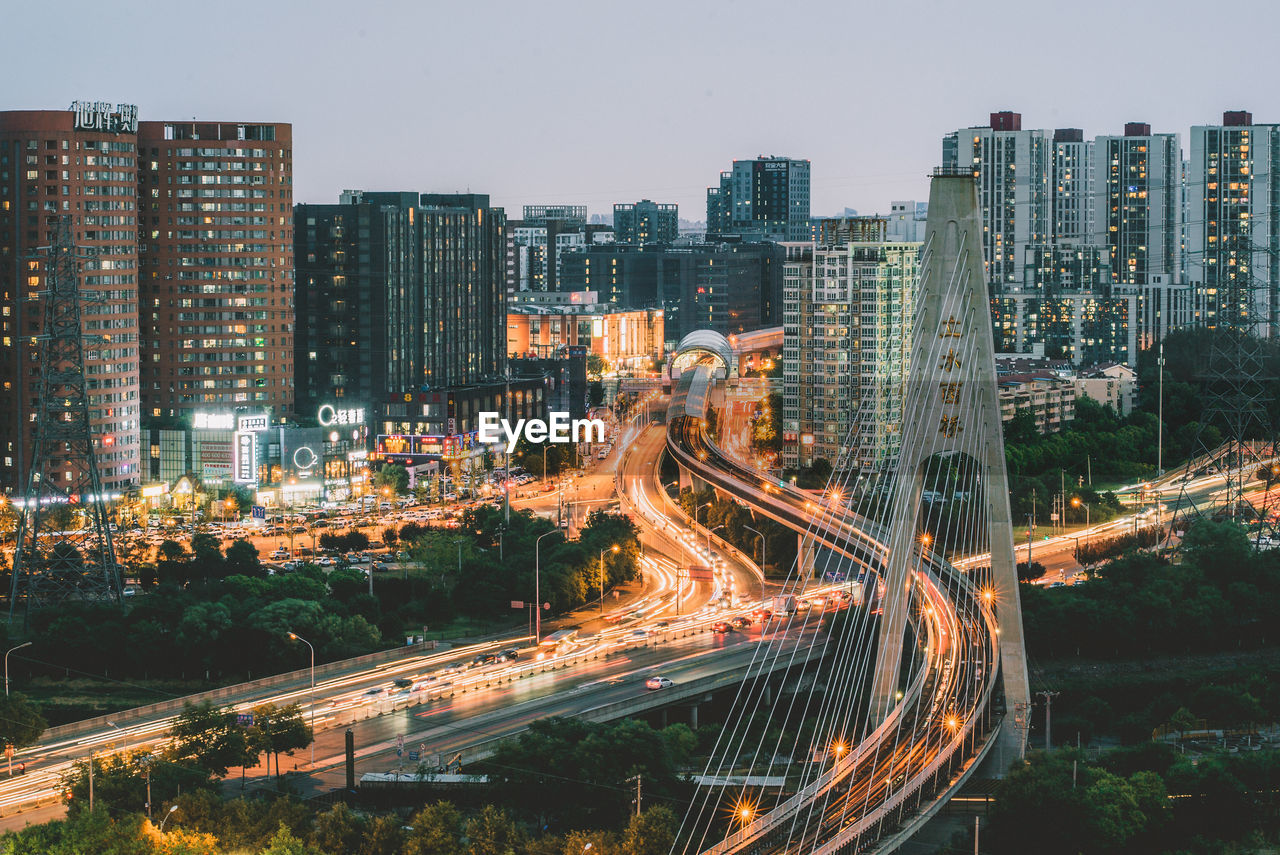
xmin=665 ymin=365 xmax=1000 ymax=854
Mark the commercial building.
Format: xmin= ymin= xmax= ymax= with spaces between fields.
xmin=613 ymin=199 xmax=678 ymax=245
xmin=505 ymin=204 xmax=610 ymax=292
xmin=707 ymin=156 xmax=811 ymax=242
xmin=295 ymin=190 xmax=508 ymax=481
xmin=1187 ymin=110 xmax=1280 ymax=335
xmin=781 ymin=229 xmax=920 ymax=472
xmin=136 ymin=120 xmax=294 ymax=422
xmin=559 ymin=241 xmax=783 ymax=341
xmin=0 ymin=104 xmax=142 ymax=495
xmin=506 ymin=301 xmax=664 ymax=370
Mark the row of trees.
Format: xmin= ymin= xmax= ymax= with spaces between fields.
xmin=0 ymin=798 xmax=680 ymax=855
xmin=14 ymin=505 xmax=641 ymax=697
xmin=984 ymin=745 xmax=1280 ymax=854
xmin=62 ymin=700 xmax=311 ymax=820
xmin=1021 ymin=520 xmax=1280 ymax=659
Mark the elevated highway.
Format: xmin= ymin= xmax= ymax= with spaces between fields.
xmin=666 ymin=363 xmax=1003 ymax=854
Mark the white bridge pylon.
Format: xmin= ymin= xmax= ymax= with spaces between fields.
xmin=871 ymin=170 xmax=1030 ymax=755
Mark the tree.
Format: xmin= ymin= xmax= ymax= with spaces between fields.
xmin=622 ymin=805 xmax=679 ymax=855
xmin=0 ymin=693 xmax=47 ymax=749
xmin=168 ymin=701 xmax=255 ymax=778
xmin=464 ymin=805 xmax=527 ymax=855
xmin=249 ymin=703 xmax=312 ymax=783
xmin=309 ymin=803 xmax=366 ymax=854
xmin=382 ymin=527 xmax=399 ymax=548
xmin=373 ymin=464 xmax=409 ymax=496
xmin=402 ymin=801 xmax=466 ymax=855
xmin=588 ymin=380 xmax=605 ymax=408
xmin=261 ymin=822 xmax=326 ymax=855
xmin=223 ymin=539 xmax=264 ymax=578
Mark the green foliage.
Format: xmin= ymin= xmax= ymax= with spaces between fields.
xmin=372 ymin=464 xmax=409 ymax=495
xmin=750 ymin=393 xmax=783 ymax=454
xmin=168 ymin=701 xmax=255 ymax=778
xmin=62 ymin=751 xmax=213 ymax=819
xmin=249 ymin=703 xmax=312 ymax=782
xmin=487 ymin=717 xmax=694 ymax=829
xmin=0 ymin=693 xmax=46 ymax=749
xmin=1023 ymin=519 xmax=1280 ymax=660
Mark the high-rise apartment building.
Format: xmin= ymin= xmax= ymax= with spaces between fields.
xmin=1187 ymin=110 xmax=1280 ymax=334
xmin=136 ymin=120 xmax=294 ymax=421
xmin=943 ymin=112 xmax=1049 ymax=289
xmin=0 ymin=104 xmax=142 ymax=495
xmin=1092 ymin=123 xmax=1183 ymax=288
xmin=781 ymin=230 xmax=919 ymax=472
xmin=613 ymin=199 xmax=678 ymax=245
xmin=296 ymin=191 xmax=507 ymax=407
xmin=294 ymin=191 xmax=414 ymax=417
xmin=706 ymin=156 xmax=811 ymax=242
xmin=1049 ymin=128 xmax=1093 ymax=241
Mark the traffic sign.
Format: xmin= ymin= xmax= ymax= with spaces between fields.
xmin=408 ymin=751 xmax=419 ymax=761
xmin=510 ymin=600 xmax=524 ymax=609
xmin=396 ymin=748 xmax=403 ymax=757
xmin=236 ymin=713 xmax=254 ymax=726
xmin=251 ymin=505 xmax=266 ymax=520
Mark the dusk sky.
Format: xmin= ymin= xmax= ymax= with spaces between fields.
xmin=5 ymin=0 xmax=1278 ymax=220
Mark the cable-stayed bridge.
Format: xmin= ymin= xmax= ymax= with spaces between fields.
xmin=666 ymin=170 xmax=1029 ymax=853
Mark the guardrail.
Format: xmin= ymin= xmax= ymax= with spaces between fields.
xmin=36 ymin=640 xmax=442 ymax=747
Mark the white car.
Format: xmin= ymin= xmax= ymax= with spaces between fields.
xmin=645 ymin=676 xmax=674 ymax=690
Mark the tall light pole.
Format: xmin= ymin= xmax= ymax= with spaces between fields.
xmin=287 ymin=632 xmax=316 ymax=766
xmin=1072 ymin=497 xmax=1091 ymax=549
xmin=694 ymin=501 xmax=712 ymax=553
xmin=598 ymin=544 xmax=619 ymax=614
xmin=1157 ymin=341 xmax=1165 ymax=476
xmin=743 ymin=525 xmax=766 ymax=604
xmin=5 ymin=642 xmax=30 ymax=697
xmin=709 ymin=524 xmax=727 ymax=566
xmin=158 ymin=804 xmax=178 ymax=832
xmin=535 ymin=530 xmax=558 ymax=643
xmin=106 ymin=721 xmax=128 ymax=755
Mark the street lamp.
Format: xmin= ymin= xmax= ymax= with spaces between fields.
xmin=535 ymin=530 xmax=558 ymax=643
xmin=287 ymin=632 xmax=316 ymax=766
xmin=158 ymin=804 xmax=178 ymax=832
xmin=106 ymin=721 xmax=128 ymax=755
xmin=709 ymin=524 xmax=726 ymax=564
xmin=597 ymin=545 xmax=619 ymax=614
xmin=4 ymin=642 xmax=30 ymax=697
xmin=743 ymin=525 xmax=767 ymax=604
xmin=1072 ymin=497 xmax=1091 ymax=548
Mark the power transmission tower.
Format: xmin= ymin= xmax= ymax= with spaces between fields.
xmin=10 ymin=218 xmax=123 ymax=623
xmin=1168 ymin=251 xmax=1279 ymax=541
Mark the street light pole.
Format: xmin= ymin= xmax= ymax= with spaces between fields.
xmin=287 ymin=632 xmax=316 ymax=766
xmin=743 ymin=525 xmax=766 ymax=604
xmin=598 ymin=544 xmax=618 ymax=614
xmin=5 ymin=642 xmax=31 ymax=697
xmin=535 ymin=530 xmax=557 ymax=643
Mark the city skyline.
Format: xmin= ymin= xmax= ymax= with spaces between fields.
xmin=5 ymin=0 xmax=1277 ymax=219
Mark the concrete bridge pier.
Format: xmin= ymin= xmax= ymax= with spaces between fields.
xmin=797 ymin=534 xmax=818 ymax=589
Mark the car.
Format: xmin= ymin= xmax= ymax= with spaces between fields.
xmin=468 ymin=653 xmax=497 ymax=669
xmin=731 ymin=616 xmax=751 ymax=629
xmin=392 ymin=678 xmax=413 ymax=689
xmin=653 ymin=621 xmax=670 ymax=629
xmin=269 ymin=548 xmax=290 ymax=560
xmin=1048 ymin=581 xmax=1066 ymax=588
xmin=713 ymin=621 xmax=732 ymax=633
xmin=628 ymin=629 xmax=649 ymax=640
xmin=645 ymin=676 xmax=674 ymax=690
xmin=363 ymin=688 xmax=384 ymax=697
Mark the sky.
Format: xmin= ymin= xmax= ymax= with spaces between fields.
xmin=4 ymin=0 xmax=1279 ymax=220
